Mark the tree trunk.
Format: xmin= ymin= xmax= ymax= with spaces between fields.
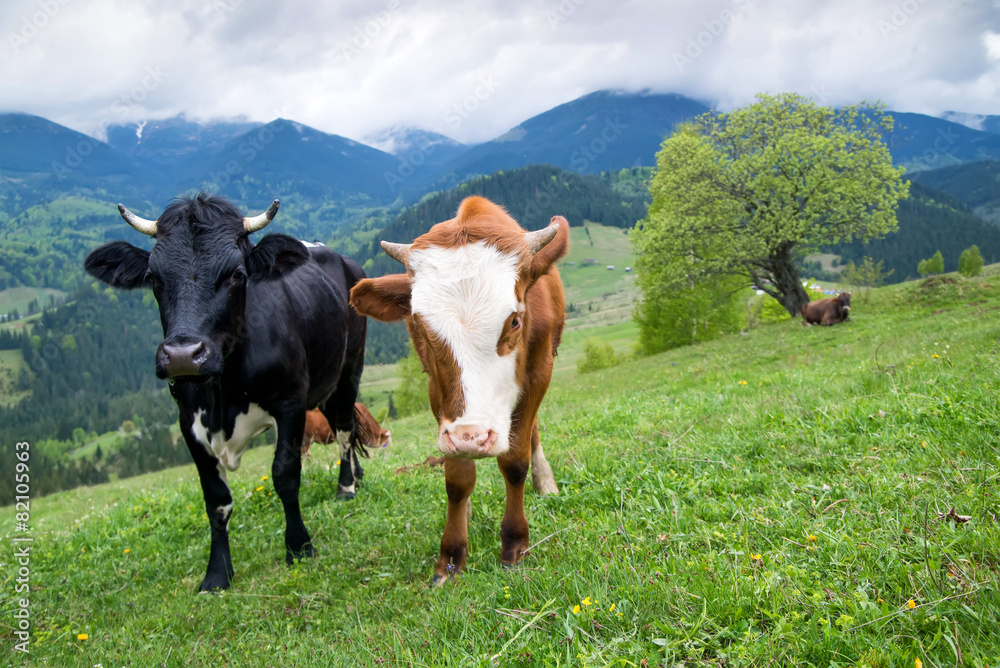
xmin=765 ymin=246 xmax=810 ymax=317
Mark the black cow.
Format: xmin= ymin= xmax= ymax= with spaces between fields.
xmin=84 ymin=194 xmax=367 ymax=591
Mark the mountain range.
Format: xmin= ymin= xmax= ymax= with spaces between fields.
xmin=3 ymin=89 xmax=999 ymax=225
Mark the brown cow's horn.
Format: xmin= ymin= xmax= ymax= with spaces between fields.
xmin=118 ymin=203 xmax=158 ymax=236
xmin=381 ymin=241 xmax=411 ymax=264
xmin=243 ymin=199 xmax=280 ymax=233
xmin=524 ymin=223 xmax=559 ymax=255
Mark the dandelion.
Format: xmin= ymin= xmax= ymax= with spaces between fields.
xmin=77 ymin=633 xmax=89 ymax=641
xmin=261 ymin=475 xmax=269 ymax=481
xmin=808 ymin=534 xmax=817 ymax=542
xmin=907 ymin=599 xmax=916 ymax=609
xmin=572 ymin=605 xmax=581 ymax=614
xmin=916 ymin=659 xmax=923 ymax=668
xmin=751 ymin=553 xmax=762 ymax=561
xmin=336 ymin=460 xmax=341 ymax=467
xmin=256 ymin=486 xmax=264 ymax=492
xmin=124 ymin=548 xmax=130 ymax=554
xmin=582 ymin=597 xmax=592 ymax=606
xmin=921 ymin=441 xmax=927 ymax=448
xmin=932 ymin=354 xmax=940 ymax=359
xmin=609 ymin=603 xmax=616 ymax=612
xmin=877 ymin=598 xmax=884 ymax=604
xmin=739 ymin=380 xmax=747 ymax=385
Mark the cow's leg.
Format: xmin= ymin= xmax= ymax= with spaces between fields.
xmin=324 ymin=352 xmax=365 ymax=501
xmin=271 ymin=411 xmax=315 ymax=563
xmin=529 ymin=421 xmax=559 ymax=496
xmin=179 ymin=428 xmax=235 ymax=591
xmin=498 ymin=450 xmax=532 ymax=568
xmin=433 ymin=457 xmax=476 ymax=586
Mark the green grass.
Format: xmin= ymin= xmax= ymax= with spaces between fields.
xmin=0 ymin=287 xmax=66 ymax=316
xmin=3 ymin=274 xmax=1000 ymax=667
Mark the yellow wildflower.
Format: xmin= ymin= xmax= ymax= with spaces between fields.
xmin=932 ymin=354 xmax=940 ymax=358
xmin=915 ymin=659 xmax=923 ymax=668
xmin=808 ymin=534 xmax=817 ymax=542
xmin=261 ymin=475 xmax=269 ymax=481
xmin=582 ymin=597 xmax=592 ymax=606
xmin=609 ymin=603 xmax=616 ymax=612
xmin=77 ymin=633 xmax=89 ymax=641
xmin=739 ymin=380 xmax=747 ymax=385
xmin=907 ymin=599 xmax=916 ymax=609
xmin=572 ymin=605 xmax=581 ymax=614
xmin=751 ymin=553 xmax=762 ymax=561
xmin=124 ymin=548 xmax=130 ymax=554
xmin=256 ymin=486 xmax=264 ymax=492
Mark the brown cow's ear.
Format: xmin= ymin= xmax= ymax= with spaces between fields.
xmin=350 ymin=274 xmax=412 ymax=322
xmin=527 ymin=215 xmax=570 ymax=284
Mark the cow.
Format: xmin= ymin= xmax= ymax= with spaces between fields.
xmin=802 ymin=291 xmax=852 ymax=326
xmin=349 ymin=196 xmax=568 ymax=586
xmin=83 ymin=194 xmax=367 ymax=591
xmin=301 ymin=403 xmax=391 ymax=458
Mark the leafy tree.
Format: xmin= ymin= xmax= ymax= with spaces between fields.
xmin=634 ymin=93 xmax=908 ymax=318
xmin=577 ymin=339 xmax=626 ymax=373
xmin=958 ymin=245 xmax=984 ymax=277
xmin=841 ymin=256 xmax=893 ymax=302
xmin=394 ymin=343 xmax=430 ymax=418
xmin=919 ymin=250 xmax=945 ymax=276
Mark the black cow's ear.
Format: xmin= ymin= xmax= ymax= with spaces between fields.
xmin=84 ymin=242 xmax=151 ymax=290
xmin=247 ymin=234 xmax=310 ymax=281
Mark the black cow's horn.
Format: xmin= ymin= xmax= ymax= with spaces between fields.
xmin=524 ymin=223 xmax=559 ymax=255
xmin=118 ymin=204 xmax=158 ymax=236
xmin=381 ymin=241 xmax=411 ymax=264
xmin=244 ymin=199 xmax=280 ymax=233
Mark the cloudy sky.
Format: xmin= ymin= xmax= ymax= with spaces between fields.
xmin=2 ymin=0 xmax=998 ymax=145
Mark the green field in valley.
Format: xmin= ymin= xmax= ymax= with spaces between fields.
xmin=3 ymin=268 xmax=999 ymax=667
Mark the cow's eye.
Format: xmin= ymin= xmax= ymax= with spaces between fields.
xmin=145 ymin=272 xmax=162 ymax=290
xmin=510 ymin=315 xmax=521 ymax=332
xmin=230 ymin=268 xmax=246 ymax=284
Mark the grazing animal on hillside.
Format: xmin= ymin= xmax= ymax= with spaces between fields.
xmin=802 ymin=292 xmax=852 ymax=326
xmin=350 ymin=195 xmax=568 ymax=586
xmin=83 ymin=194 xmax=367 ymax=591
xmin=301 ymin=403 xmax=391 ymax=458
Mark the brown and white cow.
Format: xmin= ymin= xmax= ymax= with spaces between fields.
xmin=350 ymin=196 xmax=568 ymax=585
xmin=301 ymin=403 xmax=391 ymax=458
xmin=802 ymin=292 xmax=852 ymax=326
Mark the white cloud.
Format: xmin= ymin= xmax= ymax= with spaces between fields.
xmin=1 ymin=0 xmax=998 ymax=144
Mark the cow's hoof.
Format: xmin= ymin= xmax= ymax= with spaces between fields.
xmin=286 ymin=543 xmax=317 ymax=564
xmin=198 ymin=573 xmax=232 ymax=592
xmin=429 ymin=573 xmax=452 ymax=588
xmin=336 ymin=487 xmax=356 ymax=501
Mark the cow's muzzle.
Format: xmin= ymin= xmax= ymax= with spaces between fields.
xmin=156 ymin=339 xmax=212 ymax=379
xmin=440 ymin=425 xmax=497 ymax=459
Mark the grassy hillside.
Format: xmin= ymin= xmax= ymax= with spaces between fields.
xmin=4 ymin=269 xmax=999 ymax=666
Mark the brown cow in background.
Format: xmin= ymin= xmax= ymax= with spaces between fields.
xmin=301 ymin=403 xmax=391 ymax=458
xmin=802 ymin=292 xmax=852 ymax=326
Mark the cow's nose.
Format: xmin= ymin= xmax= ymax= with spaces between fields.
xmin=157 ymin=340 xmax=209 ymax=378
xmin=443 ymin=425 xmax=497 ymax=457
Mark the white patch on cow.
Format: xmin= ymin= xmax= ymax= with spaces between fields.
xmin=300 ymin=240 xmax=324 ymax=248
xmin=408 ymin=240 xmax=522 ymax=456
xmin=336 ymin=430 xmax=352 ymax=460
xmin=192 ymin=404 xmax=276 ymax=472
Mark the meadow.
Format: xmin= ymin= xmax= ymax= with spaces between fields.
xmin=1 ymin=271 xmax=998 ymax=667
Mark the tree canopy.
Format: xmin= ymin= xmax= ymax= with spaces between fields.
xmin=633 ymin=93 xmax=909 ymax=319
